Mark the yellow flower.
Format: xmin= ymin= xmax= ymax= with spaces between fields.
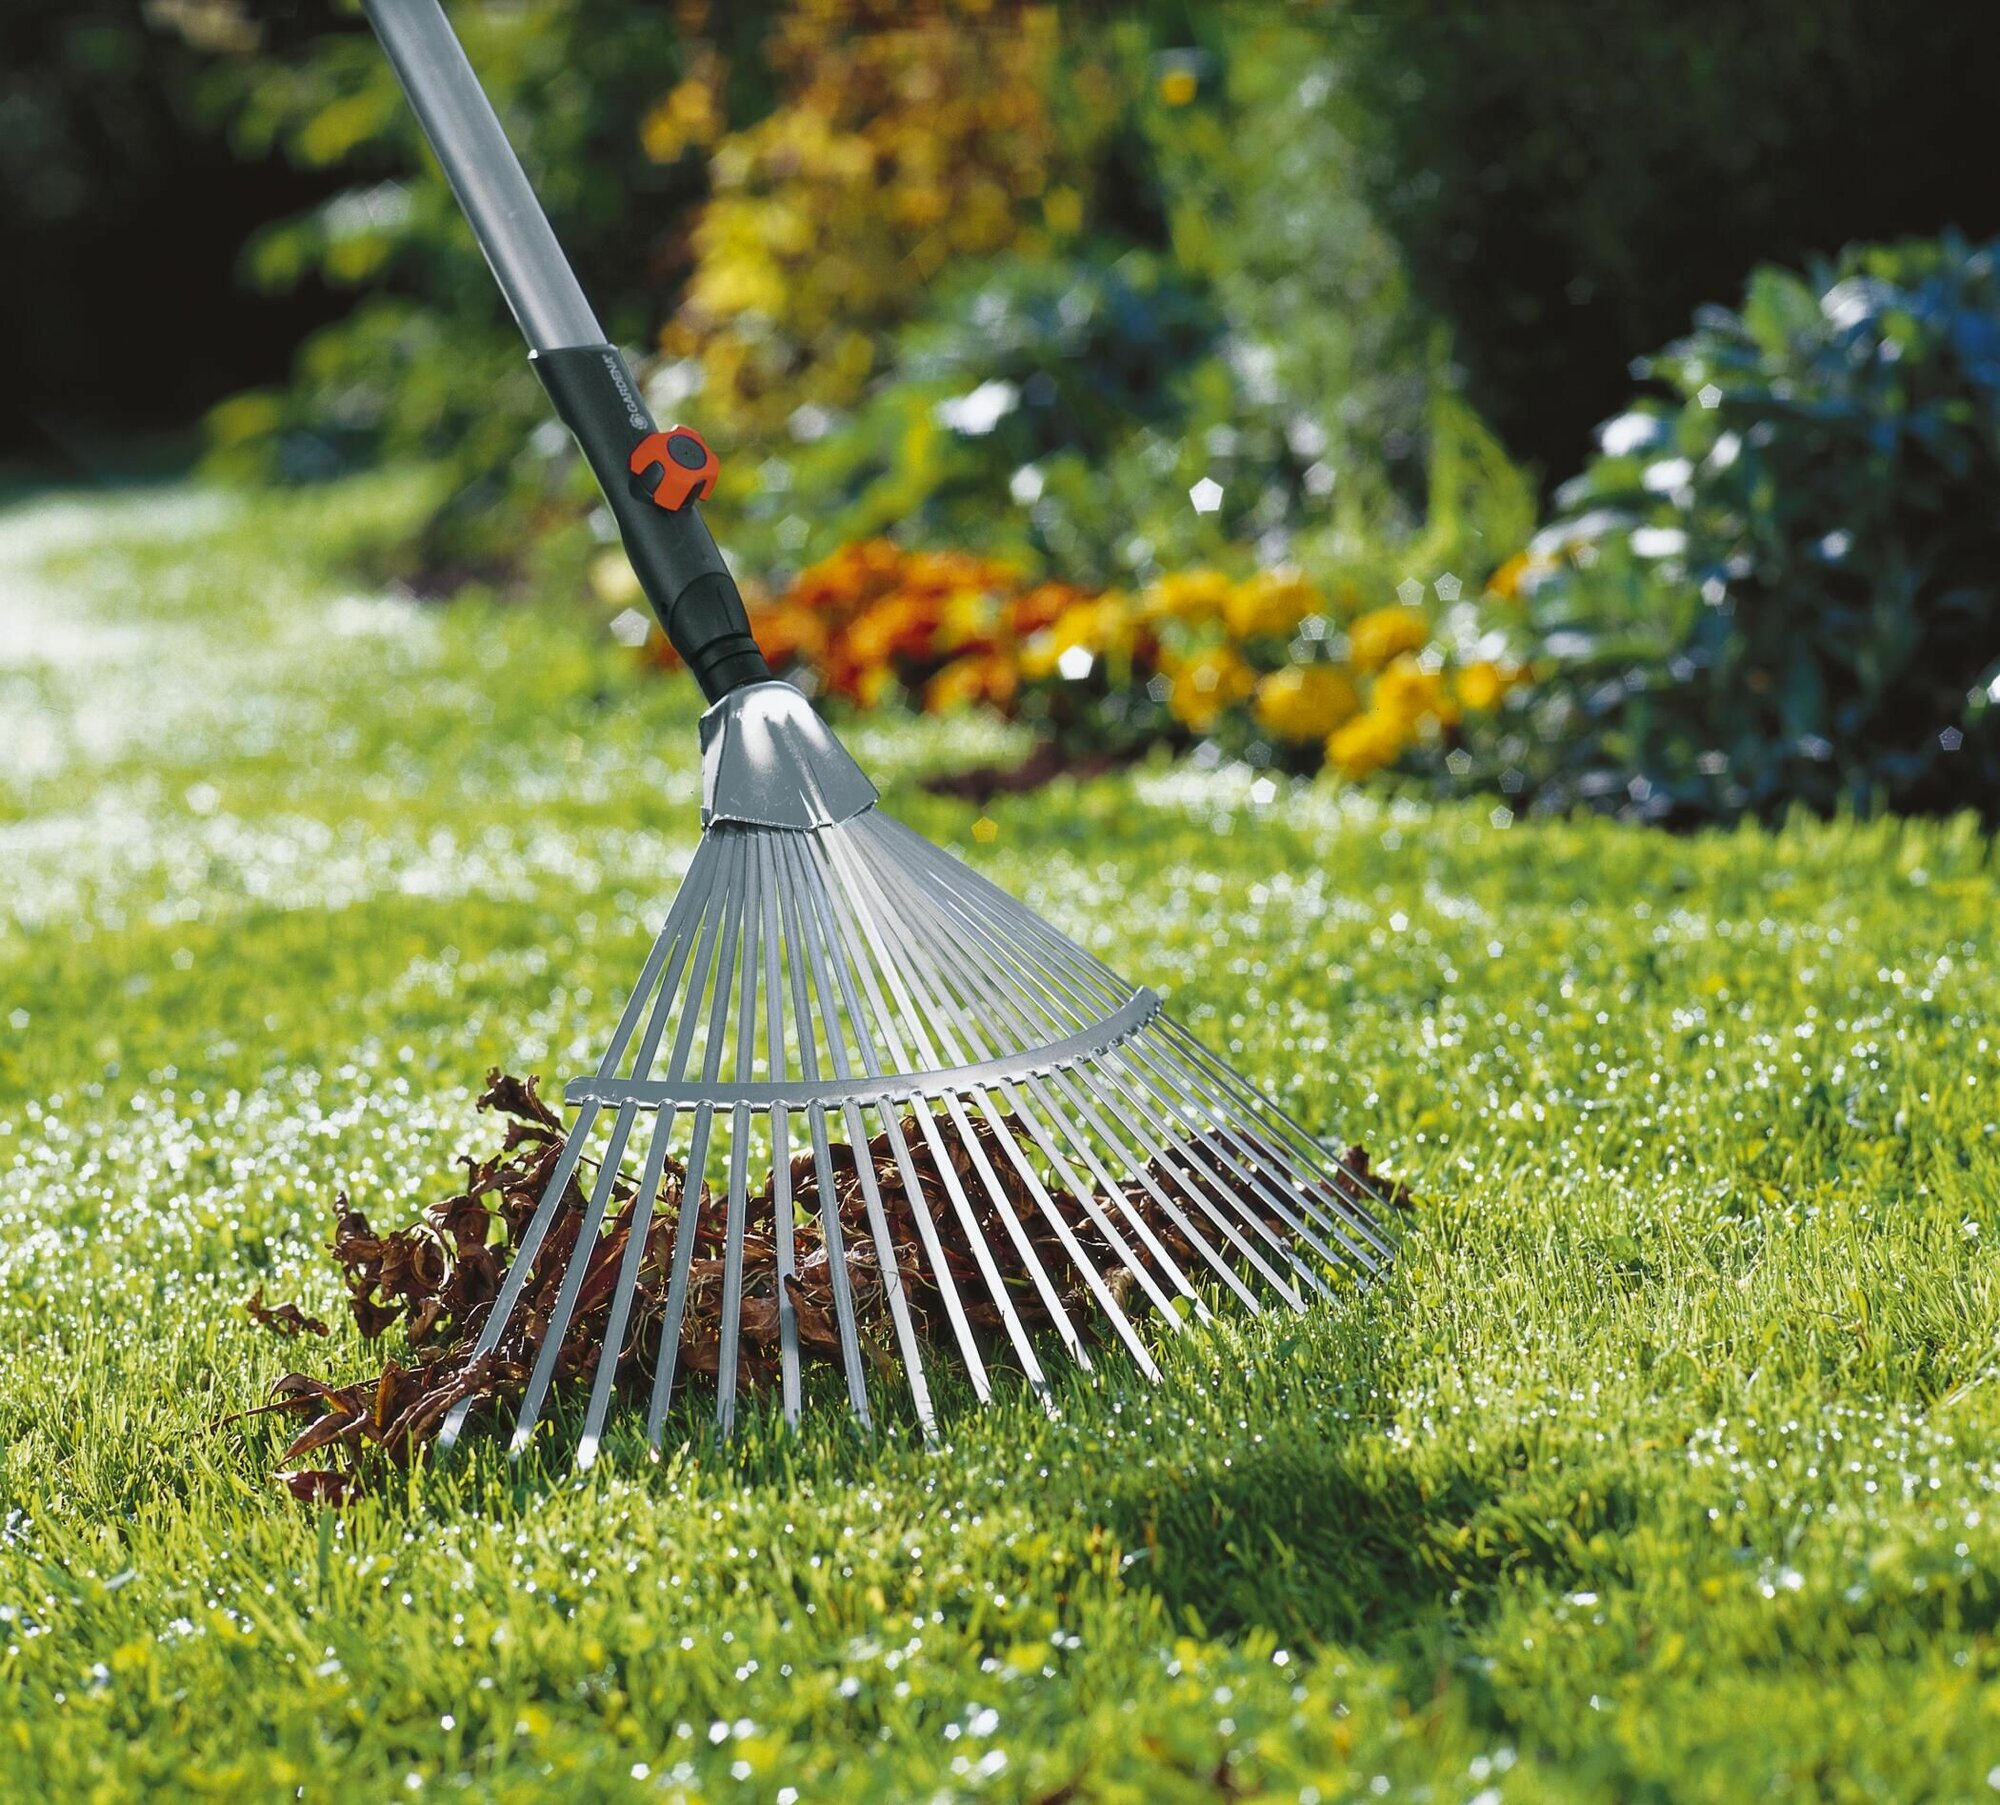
xmin=1042 ymin=185 xmax=1084 ymax=237
xmin=1164 ymin=646 xmax=1255 ymax=733
xmin=1486 ymin=551 xmax=1556 ymax=602
xmin=937 ymin=587 xmax=1001 ymax=651
xmin=1372 ymin=655 xmax=1458 ymax=729
xmin=1253 ymin=664 xmax=1360 ymax=742
xmin=1348 ymin=605 xmax=1430 ymax=673
xmin=924 ymin=654 xmax=1017 ymax=715
xmin=1144 ymin=568 xmax=1233 ymax=625
xmin=1022 ymin=599 xmax=1126 ymax=678
xmin=1456 ymin=659 xmax=1516 ymax=713
xmin=1224 ymin=570 xmax=1321 ymax=642
xmin=1326 ymin=709 xmax=1408 ymax=780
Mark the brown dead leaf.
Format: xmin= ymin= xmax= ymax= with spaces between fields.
xmin=248 ymin=1071 xmax=1400 ymax=1501
xmin=277 ymin=1468 xmax=355 ymax=1506
xmin=244 ymin=1287 xmax=329 ymax=1339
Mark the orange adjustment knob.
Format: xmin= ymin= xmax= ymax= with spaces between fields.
xmin=628 ymin=426 xmax=719 ymax=510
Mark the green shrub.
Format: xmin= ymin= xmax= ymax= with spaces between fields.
xmin=1505 ymin=234 xmax=2000 ymax=825
xmin=722 ymin=248 xmax=1224 ymax=581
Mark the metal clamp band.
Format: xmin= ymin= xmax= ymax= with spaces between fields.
xmin=564 ymin=989 xmax=1161 ymax=1112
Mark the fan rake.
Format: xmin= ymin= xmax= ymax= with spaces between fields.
xmin=359 ymin=0 xmax=1394 ymax=1465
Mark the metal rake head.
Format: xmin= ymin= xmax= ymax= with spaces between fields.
xmin=439 ymin=683 xmax=1393 ymax=1466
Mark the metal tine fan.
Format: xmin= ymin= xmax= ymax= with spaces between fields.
xmin=362 ymin=0 xmax=1395 ymax=1467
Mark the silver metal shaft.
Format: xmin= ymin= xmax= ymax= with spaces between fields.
xmin=362 ymin=0 xmax=604 ymax=351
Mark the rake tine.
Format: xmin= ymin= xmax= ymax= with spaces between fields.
xmin=921 ymin=848 xmax=1371 ymax=1268
xmin=1095 ymin=1050 xmax=1337 ymax=1302
xmin=786 ymin=835 xmax=935 ymax=1436
xmin=772 ymin=834 xmax=872 ymax=1425
xmin=647 ymin=832 xmax=751 ymax=1447
xmin=824 ymin=832 xmax=1144 ymax=1360
xmin=1120 ymin=1033 xmax=1383 ymax=1276
xmin=576 ymin=1111 xmax=674 ymax=1470
xmin=768 ymin=1103 xmax=800 ymax=1423
xmin=919 ymin=840 xmax=1385 ymax=1252
xmin=715 ymin=837 xmax=764 ymax=1438
xmin=817 ymin=830 xmax=1094 ymax=1375
xmin=887 ymin=828 xmax=1371 ymax=1292
xmin=895 ymin=1105 xmax=1046 ymax=1404
xmin=1154 ymin=1018 xmax=1398 ymax=1255
xmin=854 ymin=842 xmax=1188 ymax=1350
xmin=513 ymin=837 xmax=721 ymax=1457
xmin=1042 ymin=1064 xmax=1263 ymax=1308
xmin=1014 ymin=1076 xmax=1210 ymax=1320
xmin=803 ymin=842 xmax=1052 ymax=1405
xmin=753 ymin=836 xmax=802 ymax=1423
xmin=793 ymin=844 xmax=994 ymax=1405
xmin=574 ymin=846 xmax=753 ymax=1464
xmin=1147 ymin=1014 xmax=1395 ymax=1251
xmin=1056 ymin=1048 xmax=1305 ymax=1309
xmin=897 ymin=995 xmax=1205 ymax=1323
xmin=848 ymin=855 xmax=1162 ymax=1375
xmin=788 ymin=840 xmax=957 ymax=1435
xmin=860 ymin=844 xmax=1208 ymax=1320
xmin=435 ymin=833 xmax=724 ymax=1454
xmin=862 ymin=825 xmax=1279 ymax=1313
xmin=973 ymin=1092 xmax=1162 ymax=1377
xmin=435 ymin=1108 xmax=598 ymax=1455
xmin=509 ymin=1102 xmax=637 ymax=1456
xmin=716 ymin=1108 xmax=753 ymax=1437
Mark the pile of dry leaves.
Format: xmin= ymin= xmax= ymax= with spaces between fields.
xmin=243 ymin=1071 xmax=1405 ymax=1500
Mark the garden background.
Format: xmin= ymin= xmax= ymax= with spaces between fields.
xmin=5 ymin=1 xmax=2000 ymax=1798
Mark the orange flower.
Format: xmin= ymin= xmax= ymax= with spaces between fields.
xmin=1008 ymin=580 xmax=1089 ymax=638
xmin=746 ymin=601 xmax=828 ymax=672
xmin=855 ymin=593 xmax=939 ymax=657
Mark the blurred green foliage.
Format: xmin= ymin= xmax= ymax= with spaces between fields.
xmin=667 ymin=9 xmax=1528 ymax=621
xmin=206 ymin=3 xmax=1509 ymax=609
xmin=202 ymin=0 xmax=776 ymax=580
xmin=174 ymin=1 xmax=2000 ymax=823
xmin=1501 ymin=235 xmax=2000 ymax=826
xmin=725 ymin=247 xmax=1225 ymax=578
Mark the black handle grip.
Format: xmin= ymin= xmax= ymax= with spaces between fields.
xmin=532 ymin=344 xmax=771 ymax=702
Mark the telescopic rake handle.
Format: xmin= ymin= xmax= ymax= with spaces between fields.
xmin=361 ymin=0 xmax=771 ymax=702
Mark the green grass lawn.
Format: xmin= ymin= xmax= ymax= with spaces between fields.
xmin=3 ymin=482 xmax=1999 ymax=1801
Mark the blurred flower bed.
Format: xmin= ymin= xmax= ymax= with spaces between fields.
xmin=183 ymin=1 xmax=2000 ymax=821
xmin=592 ymin=4 xmax=1538 ymax=790
xmin=640 ymin=539 xmax=1527 ymax=782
